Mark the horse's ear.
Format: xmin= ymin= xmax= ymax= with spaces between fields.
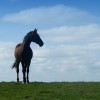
xmin=34 ymin=28 xmax=38 ymax=33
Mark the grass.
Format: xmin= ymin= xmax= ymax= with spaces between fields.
xmin=0 ymin=82 xmax=100 ymax=100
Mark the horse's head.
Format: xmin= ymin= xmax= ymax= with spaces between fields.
xmin=30 ymin=28 xmax=44 ymax=47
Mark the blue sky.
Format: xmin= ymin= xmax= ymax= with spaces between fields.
xmin=0 ymin=0 xmax=100 ymax=41
xmin=0 ymin=0 xmax=100 ymax=82
xmin=0 ymin=0 xmax=100 ymax=15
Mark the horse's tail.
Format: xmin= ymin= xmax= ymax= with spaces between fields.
xmin=12 ymin=60 xmax=17 ymax=69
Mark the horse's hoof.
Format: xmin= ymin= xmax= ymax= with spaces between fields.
xmin=17 ymin=80 xmax=19 ymax=82
xmin=27 ymin=81 xmax=30 ymax=84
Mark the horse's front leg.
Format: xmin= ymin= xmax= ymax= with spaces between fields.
xmin=22 ymin=67 xmax=26 ymax=83
xmin=27 ymin=61 xmax=31 ymax=83
xmin=27 ymin=66 xmax=29 ymax=83
xmin=21 ymin=62 xmax=26 ymax=83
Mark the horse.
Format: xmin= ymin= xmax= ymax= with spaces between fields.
xmin=12 ymin=28 xmax=44 ymax=83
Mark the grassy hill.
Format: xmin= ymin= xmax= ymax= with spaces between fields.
xmin=0 ymin=82 xmax=100 ymax=100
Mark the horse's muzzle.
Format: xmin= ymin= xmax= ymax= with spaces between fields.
xmin=39 ymin=42 xmax=44 ymax=47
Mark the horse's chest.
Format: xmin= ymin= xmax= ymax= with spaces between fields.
xmin=22 ymin=47 xmax=33 ymax=59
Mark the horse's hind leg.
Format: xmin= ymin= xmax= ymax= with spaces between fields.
xmin=16 ymin=62 xmax=20 ymax=82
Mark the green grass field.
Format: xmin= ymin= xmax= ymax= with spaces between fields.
xmin=0 ymin=82 xmax=100 ymax=100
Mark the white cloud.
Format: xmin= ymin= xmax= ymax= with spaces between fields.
xmin=0 ymin=5 xmax=100 ymax=82
xmin=2 ymin=5 xmax=100 ymax=27
xmin=1 ymin=23 xmax=100 ymax=82
xmin=41 ymin=24 xmax=100 ymax=45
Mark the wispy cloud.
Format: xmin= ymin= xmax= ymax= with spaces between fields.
xmin=2 ymin=5 xmax=100 ymax=27
xmin=41 ymin=24 xmax=100 ymax=45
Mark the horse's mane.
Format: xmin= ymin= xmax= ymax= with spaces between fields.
xmin=23 ymin=29 xmax=37 ymax=42
xmin=23 ymin=31 xmax=32 ymax=41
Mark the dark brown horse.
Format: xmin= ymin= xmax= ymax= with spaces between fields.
xmin=12 ymin=28 xmax=44 ymax=83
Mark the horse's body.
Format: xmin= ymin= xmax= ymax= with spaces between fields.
xmin=12 ymin=29 xmax=44 ymax=83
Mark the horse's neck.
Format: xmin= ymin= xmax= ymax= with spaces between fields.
xmin=20 ymin=38 xmax=31 ymax=53
xmin=22 ymin=38 xmax=31 ymax=47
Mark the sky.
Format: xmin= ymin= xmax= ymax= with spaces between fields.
xmin=0 ymin=0 xmax=100 ymax=82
